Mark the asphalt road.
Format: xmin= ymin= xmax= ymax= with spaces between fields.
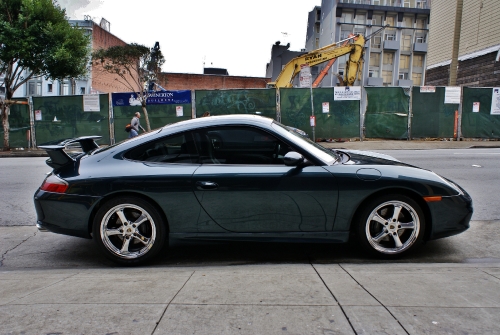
xmin=0 ymin=149 xmax=499 ymax=265
xmin=1 ymin=148 xmax=498 ymax=227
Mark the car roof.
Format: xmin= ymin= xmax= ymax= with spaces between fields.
xmin=162 ymin=114 xmax=275 ymax=132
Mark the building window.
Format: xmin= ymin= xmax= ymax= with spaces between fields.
xmin=315 ymin=38 xmax=319 ymax=49
xmin=416 ymin=0 xmax=427 ymax=9
xmin=399 ymin=72 xmax=409 ymax=80
xmin=385 ymin=33 xmax=396 ymax=41
xmin=400 ymin=55 xmax=410 ymax=69
xmin=416 ymin=18 xmax=426 ymax=29
xmin=372 ymin=14 xmax=383 ymax=26
xmin=383 ymin=53 xmax=394 ymax=65
xmin=63 ymin=83 xmax=69 ymax=95
xmin=403 ymin=16 xmax=413 ymax=28
xmin=316 ymin=10 xmax=321 ymax=21
xmin=370 ymin=53 xmax=380 ymax=66
xmin=80 ymin=87 xmax=86 ymax=95
xmin=383 ymin=70 xmax=393 ymax=85
xmin=412 ymin=73 xmax=422 ymax=86
xmin=315 ymin=23 xmax=320 ymax=34
xmin=342 ymin=12 xmax=353 ymax=23
xmin=385 ymin=16 xmax=395 ymax=29
xmin=372 ymin=35 xmax=382 ymax=48
xmin=47 ymin=84 xmax=53 ymax=93
xmin=415 ymin=35 xmax=426 ymax=43
xmin=413 ymin=55 xmax=424 ymax=67
xmin=401 ymin=35 xmax=412 ymax=51
xmin=369 ymin=70 xmax=379 ymax=78
xmin=28 ymin=81 xmax=42 ymax=96
xmin=354 ymin=14 xmax=366 ymax=25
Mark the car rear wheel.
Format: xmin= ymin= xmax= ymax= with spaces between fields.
xmin=93 ymin=196 xmax=167 ymax=265
xmin=357 ymin=194 xmax=425 ymax=257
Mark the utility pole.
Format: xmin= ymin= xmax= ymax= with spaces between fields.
xmin=449 ymin=0 xmax=463 ymax=86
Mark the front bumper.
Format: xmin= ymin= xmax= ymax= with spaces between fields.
xmin=427 ymin=194 xmax=473 ymax=240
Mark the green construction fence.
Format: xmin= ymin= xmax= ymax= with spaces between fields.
xmin=113 ymin=103 xmax=192 ymax=143
xmin=411 ymin=87 xmax=458 ymax=138
xmin=365 ymin=87 xmax=409 ymax=139
xmin=0 ymin=100 xmax=30 ymax=149
xmin=194 ymin=89 xmax=276 ymax=118
xmin=279 ymin=88 xmax=360 ymax=139
xmin=462 ymin=87 xmax=500 ymax=138
xmin=32 ymin=95 xmax=110 ymax=146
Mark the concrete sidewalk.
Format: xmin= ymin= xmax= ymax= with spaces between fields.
xmin=1 ymin=225 xmax=500 ymax=334
xmin=1 ymin=139 xmax=499 ymax=158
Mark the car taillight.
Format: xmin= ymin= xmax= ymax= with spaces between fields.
xmin=40 ymin=174 xmax=69 ymax=193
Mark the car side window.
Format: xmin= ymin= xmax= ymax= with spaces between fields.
xmin=125 ymin=132 xmax=198 ymax=163
xmin=193 ymin=126 xmax=292 ymax=165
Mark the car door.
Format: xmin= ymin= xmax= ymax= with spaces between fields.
xmin=191 ymin=125 xmax=338 ymax=233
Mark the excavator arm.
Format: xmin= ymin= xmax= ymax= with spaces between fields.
xmin=267 ymin=34 xmax=365 ymax=88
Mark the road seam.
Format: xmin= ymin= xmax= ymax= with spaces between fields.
xmin=310 ymin=262 xmax=358 ymax=335
xmin=151 ymin=270 xmax=195 ymax=335
xmin=0 ymin=229 xmax=37 ymax=267
xmin=2 ymin=272 xmax=80 ymax=306
xmin=339 ymin=264 xmax=411 ymax=335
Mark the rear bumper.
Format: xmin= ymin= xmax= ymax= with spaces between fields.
xmin=34 ymin=190 xmax=102 ymax=239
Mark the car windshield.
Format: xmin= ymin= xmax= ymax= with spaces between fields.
xmin=271 ymin=121 xmax=340 ymax=165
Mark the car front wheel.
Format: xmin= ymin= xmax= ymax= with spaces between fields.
xmin=357 ymin=194 xmax=425 ymax=257
xmin=93 ymin=196 xmax=167 ymax=265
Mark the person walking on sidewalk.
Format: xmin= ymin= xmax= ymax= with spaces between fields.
xmin=129 ymin=112 xmax=145 ymax=138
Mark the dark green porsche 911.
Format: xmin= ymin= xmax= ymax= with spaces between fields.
xmin=34 ymin=115 xmax=472 ymax=265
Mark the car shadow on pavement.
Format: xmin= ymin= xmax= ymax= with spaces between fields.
xmin=2 ymin=230 xmax=469 ymax=269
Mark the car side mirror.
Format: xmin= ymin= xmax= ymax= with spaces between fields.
xmin=284 ymin=151 xmax=305 ymax=166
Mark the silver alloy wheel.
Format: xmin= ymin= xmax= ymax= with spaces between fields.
xmin=99 ymin=203 xmax=157 ymax=259
xmin=365 ymin=200 xmax=420 ymax=254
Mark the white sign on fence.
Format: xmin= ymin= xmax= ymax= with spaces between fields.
xmin=322 ymin=102 xmax=330 ymax=113
xmin=334 ymin=86 xmax=361 ymax=100
xmin=420 ymin=86 xmax=436 ymax=93
xmin=176 ymin=106 xmax=183 ymax=117
xmin=299 ymin=64 xmax=312 ymax=88
xmin=444 ymin=87 xmax=461 ymax=104
xmin=491 ymin=88 xmax=500 ymax=115
xmin=83 ymin=95 xmax=100 ymax=112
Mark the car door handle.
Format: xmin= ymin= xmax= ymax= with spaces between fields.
xmin=196 ymin=181 xmax=219 ymax=190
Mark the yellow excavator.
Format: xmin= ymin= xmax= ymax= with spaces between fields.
xmin=267 ymin=33 xmax=365 ymax=89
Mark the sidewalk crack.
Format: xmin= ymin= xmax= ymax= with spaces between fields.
xmin=339 ymin=264 xmax=410 ymax=335
xmin=151 ymin=270 xmax=195 ymax=335
xmin=0 ymin=229 xmax=37 ymax=267
xmin=310 ymin=261 xmax=358 ymax=335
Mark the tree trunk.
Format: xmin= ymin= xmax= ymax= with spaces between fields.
xmin=141 ymin=104 xmax=151 ymax=131
xmin=2 ymin=103 xmax=10 ymax=151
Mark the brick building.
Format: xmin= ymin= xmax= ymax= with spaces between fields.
xmin=158 ymin=73 xmax=269 ymax=90
xmin=11 ymin=18 xmax=131 ymax=98
xmin=426 ymin=0 xmax=500 ymax=86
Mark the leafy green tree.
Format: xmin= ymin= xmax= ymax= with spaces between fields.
xmin=92 ymin=42 xmax=165 ymax=131
xmin=0 ymin=0 xmax=90 ymax=151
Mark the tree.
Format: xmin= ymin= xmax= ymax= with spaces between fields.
xmin=92 ymin=42 xmax=165 ymax=132
xmin=0 ymin=0 xmax=90 ymax=151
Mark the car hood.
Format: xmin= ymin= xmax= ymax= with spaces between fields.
xmin=336 ymin=149 xmax=419 ymax=168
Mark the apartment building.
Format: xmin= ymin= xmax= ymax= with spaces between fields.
xmin=426 ymin=0 xmax=500 ymax=86
xmin=304 ymin=0 xmax=430 ymax=87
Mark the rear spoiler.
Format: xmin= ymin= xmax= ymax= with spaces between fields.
xmin=38 ymin=136 xmax=102 ymax=170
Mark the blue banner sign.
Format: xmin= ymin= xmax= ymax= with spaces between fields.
xmin=112 ymin=90 xmax=191 ymax=106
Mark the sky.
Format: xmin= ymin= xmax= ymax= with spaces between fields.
xmin=62 ymin=0 xmax=321 ymax=78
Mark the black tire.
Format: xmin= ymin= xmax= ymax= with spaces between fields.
xmin=92 ymin=196 xmax=167 ymax=265
xmin=356 ymin=194 xmax=425 ymax=258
